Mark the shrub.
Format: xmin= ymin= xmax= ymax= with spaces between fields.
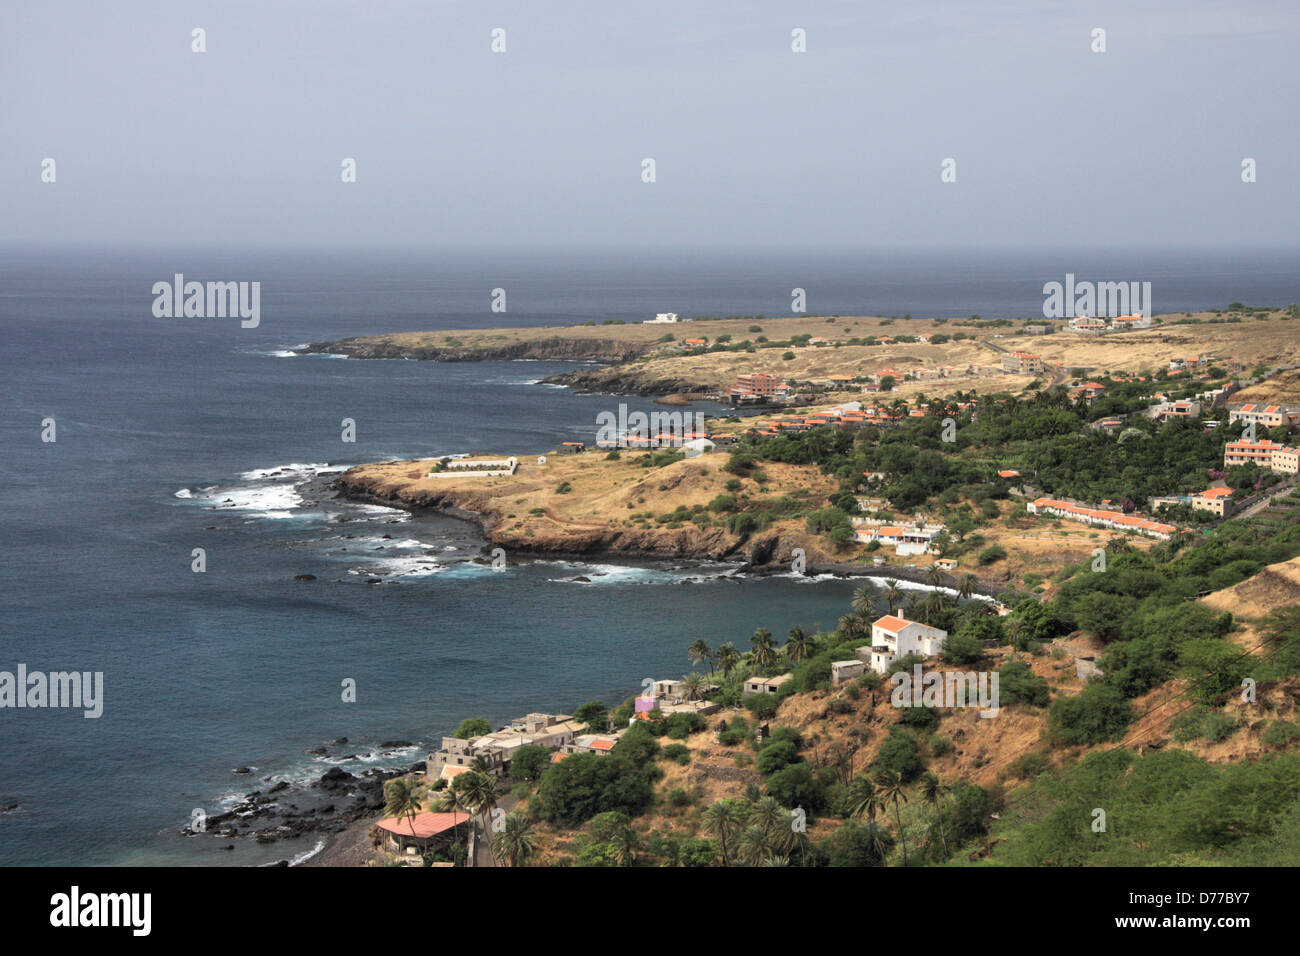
xmin=1262 ymin=720 xmax=1300 ymax=749
xmin=1171 ymin=707 xmax=1238 ymax=744
xmin=664 ymin=712 xmax=705 ymax=739
xmin=765 ymin=762 xmax=827 ymax=810
xmin=756 ymin=739 xmax=800 ymax=775
xmin=1048 ymin=682 xmax=1133 ymax=745
xmin=998 ymin=659 xmax=1050 ymax=708
xmin=870 ymin=727 xmax=925 ymax=782
xmin=978 ymin=544 xmax=1007 ymax=565
xmin=662 ymin=743 xmax=691 ymax=765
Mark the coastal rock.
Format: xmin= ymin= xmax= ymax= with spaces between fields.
xmin=232 ymin=767 xmax=252 ymax=775
xmin=318 ymin=767 xmax=357 ymax=790
xmin=379 ymin=740 xmax=412 ymax=748
xmin=293 ymin=574 xmax=317 ymax=581
xmin=300 ymin=335 xmax=650 ymax=365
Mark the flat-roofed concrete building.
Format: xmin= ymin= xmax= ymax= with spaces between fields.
xmin=743 ymin=673 xmax=794 ymax=696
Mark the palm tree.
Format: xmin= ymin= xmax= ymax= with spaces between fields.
xmin=451 ymin=769 xmax=499 ymax=861
xmin=925 ymin=564 xmax=946 ymax=588
xmin=383 ymin=778 xmax=423 ymax=839
xmin=958 ymin=573 xmax=978 ymax=600
xmin=1005 ymin=616 xmax=1025 ymax=655
xmin=876 ymin=769 xmax=910 ymax=866
xmin=703 ymin=800 xmax=745 ymax=865
xmin=749 ymin=795 xmax=792 ymax=857
xmin=750 ymin=628 xmax=776 ymax=672
xmin=715 ymin=642 xmax=741 ymax=679
xmin=682 ymin=671 xmax=706 ymax=701
xmin=735 ymin=823 xmax=769 ymax=866
xmin=490 ymin=812 xmax=536 ymax=867
xmin=688 ymin=639 xmax=713 ymax=674
xmin=922 ymin=589 xmax=946 ymax=624
xmin=785 ymin=625 xmax=814 ymax=663
xmin=882 ymin=579 xmax=903 ymax=614
xmin=852 ymin=584 xmax=877 ymax=615
xmin=610 ymin=819 xmax=641 ymax=867
xmin=920 ymin=772 xmax=950 ymax=860
xmin=846 ymin=774 xmax=881 ymax=822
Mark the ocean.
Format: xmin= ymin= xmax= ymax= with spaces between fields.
xmin=0 ymin=245 xmax=1295 ymax=866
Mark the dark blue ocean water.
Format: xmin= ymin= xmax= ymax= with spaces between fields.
xmin=0 ymin=245 xmax=1295 ymax=866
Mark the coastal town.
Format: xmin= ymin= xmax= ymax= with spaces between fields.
xmin=294 ymin=305 xmax=1300 ymax=869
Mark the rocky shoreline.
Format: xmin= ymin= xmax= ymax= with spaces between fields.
xmin=299 ymin=335 xmax=650 ymax=364
xmin=331 ymin=472 xmax=1016 ymax=599
xmin=180 ymin=738 xmax=424 ymax=866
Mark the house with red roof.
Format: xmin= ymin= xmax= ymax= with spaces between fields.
xmin=863 ymin=611 xmax=948 ymax=675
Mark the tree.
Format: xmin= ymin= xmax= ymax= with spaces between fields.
xmin=688 ymin=639 xmax=714 ymax=674
xmin=925 ymin=565 xmax=946 ymax=588
xmin=958 ymin=574 xmax=978 ymax=600
xmin=785 ymin=625 xmax=815 ymax=663
xmin=682 ymin=672 xmax=707 ymax=701
xmin=920 ymin=771 xmax=950 ymax=860
xmin=490 ymin=812 xmax=536 ymax=867
xmin=852 ymin=585 xmax=877 ymax=615
xmin=383 ymin=778 xmax=423 ymax=839
xmin=826 ymin=820 xmax=892 ymax=867
xmin=454 ymin=717 xmax=491 ymax=739
xmin=537 ymin=753 xmax=655 ymax=827
xmin=876 ymin=769 xmax=910 ymax=866
xmin=450 ymin=770 xmax=499 ymax=853
xmin=883 ymin=579 xmax=904 ymax=614
xmin=703 ymin=799 xmax=747 ymax=865
xmin=846 ymin=774 xmax=882 ymax=822
xmin=509 ymin=744 xmax=551 ymax=782
xmin=574 ymin=700 xmax=610 ymax=733
xmin=715 ymin=642 xmax=741 ymax=678
xmin=750 ymin=628 xmax=777 ymax=672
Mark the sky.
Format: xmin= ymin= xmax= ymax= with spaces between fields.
xmin=1 ymin=0 xmax=1297 ymax=251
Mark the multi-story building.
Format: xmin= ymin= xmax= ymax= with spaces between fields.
xmin=862 ymin=613 xmax=948 ymax=675
xmin=1228 ymin=403 xmax=1300 ymax=430
xmin=1002 ymin=351 xmax=1045 ymax=374
xmin=1224 ymin=439 xmax=1300 ymax=474
xmin=731 ymin=372 xmax=781 ymax=398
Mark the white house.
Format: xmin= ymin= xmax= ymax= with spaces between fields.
xmin=863 ymin=612 xmax=948 ymax=674
xmin=682 ymin=437 xmax=716 ymax=458
xmin=645 ymin=312 xmax=682 ymax=324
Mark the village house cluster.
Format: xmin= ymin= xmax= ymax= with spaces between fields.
xmin=1027 ymin=497 xmax=1181 ymax=538
xmin=1066 ymin=313 xmax=1152 ymax=334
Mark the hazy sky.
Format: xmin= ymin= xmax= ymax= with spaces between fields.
xmin=2 ymin=0 xmax=1297 ymax=251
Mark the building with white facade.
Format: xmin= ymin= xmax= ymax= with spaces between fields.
xmin=862 ymin=613 xmax=948 ymax=675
